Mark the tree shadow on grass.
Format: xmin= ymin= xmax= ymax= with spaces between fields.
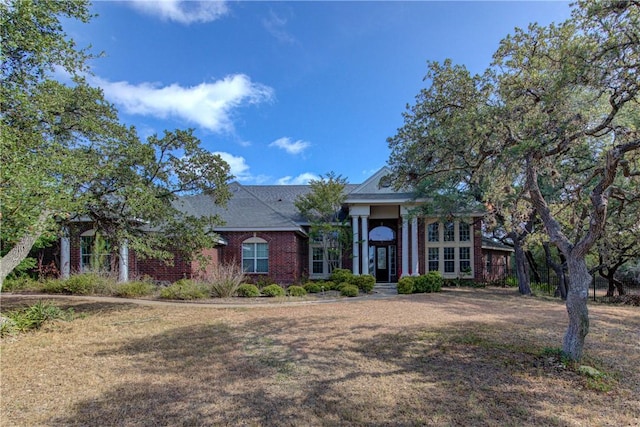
xmin=46 ymin=311 xmax=599 ymax=426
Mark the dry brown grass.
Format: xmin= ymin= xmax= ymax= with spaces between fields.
xmin=1 ymin=288 xmax=639 ymax=426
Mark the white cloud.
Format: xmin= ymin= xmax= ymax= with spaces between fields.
xmin=95 ymin=74 xmax=273 ymax=134
xmin=129 ymin=0 xmax=228 ymax=24
xmin=262 ymin=10 xmax=297 ymax=44
xmin=276 ymin=173 xmax=319 ymax=185
xmin=213 ymin=151 xmax=251 ymax=181
xmin=269 ymin=137 xmax=311 ymax=155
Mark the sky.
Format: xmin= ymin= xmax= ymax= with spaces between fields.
xmin=66 ymin=0 xmax=573 ymax=186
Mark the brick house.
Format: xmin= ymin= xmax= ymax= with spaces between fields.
xmin=57 ymin=167 xmax=512 ymax=284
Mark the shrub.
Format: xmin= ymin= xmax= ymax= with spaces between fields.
xmin=322 ymin=281 xmax=337 ymax=291
xmin=237 ymin=284 xmax=260 ymax=297
xmin=303 ymin=282 xmax=322 ymax=293
xmin=415 ymin=271 xmax=443 ymax=293
xmin=261 ymin=284 xmax=285 ymax=297
xmin=255 ymin=275 xmax=276 ymax=289
xmin=330 ymin=268 xmax=353 ymax=284
xmin=1 ymin=301 xmax=74 ymax=335
xmin=336 ymin=281 xmax=352 ymax=291
xmin=42 ymin=273 xmax=115 ymax=295
xmin=340 ymin=284 xmax=359 ymax=297
xmin=2 ymin=276 xmax=42 ymax=293
xmin=114 ymin=281 xmax=156 ymax=298
xmin=203 ymin=262 xmax=246 ymax=298
xmin=159 ymin=280 xmax=207 ymax=300
xmin=287 ymin=285 xmax=307 ymax=297
xmin=397 ymin=277 xmax=415 ymax=294
xmin=351 ymin=274 xmax=375 ymax=293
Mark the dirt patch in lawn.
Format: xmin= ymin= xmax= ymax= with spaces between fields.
xmin=1 ymin=288 xmax=639 ymax=426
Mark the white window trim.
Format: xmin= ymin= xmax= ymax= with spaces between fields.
xmin=424 ymin=220 xmax=474 ymax=278
xmin=242 ymin=237 xmax=269 ymax=274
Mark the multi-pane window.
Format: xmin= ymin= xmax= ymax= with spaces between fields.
xmin=312 ymin=247 xmax=324 ymax=275
xmin=459 ymin=222 xmax=470 ymax=242
xmin=428 ymin=223 xmax=439 ymax=242
xmin=459 ymin=247 xmax=471 ymax=272
xmin=444 ymin=247 xmax=455 ymax=273
xmin=80 ymin=232 xmax=111 ymax=272
xmin=444 ymin=222 xmax=455 ymax=242
xmin=428 ymin=247 xmax=439 ymax=271
xmin=242 ymin=238 xmax=268 ymax=273
xmin=425 ymin=219 xmax=473 ymax=277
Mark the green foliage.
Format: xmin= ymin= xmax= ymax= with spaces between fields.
xmin=413 ymin=271 xmax=444 ymax=293
xmin=1 ymin=301 xmax=74 ymax=336
xmin=397 ymin=277 xmax=415 ymax=294
xmin=322 ymin=281 xmax=337 ymax=291
xmin=1 ymin=276 xmax=43 ymax=293
xmin=42 ymin=273 xmax=115 ymax=295
xmin=287 ymin=285 xmax=307 ymax=297
xmin=505 ymin=277 xmax=519 ymax=287
xmin=237 ymin=284 xmax=260 ymax=297
xmin=303 ymin=282 xmax=322 ymax=293
xmin=330 ymin=268 xmax=353 ymax=284
xmin=114 ymin=281 xmax=156 ymax=298
xmin=351 ymin=274 xmax=375 ymax=293
xmin=255 ymin=276 xmax=275 ymax=289
xmin=159 ymin=280 xmax=207 ymax=300
xmin=261 ymin=284 xmax=285 ymax=297
xmin=0 ymin=0 xmax=232 ymax=285
xmin=340 ymin=284 xmax=359 ymax=297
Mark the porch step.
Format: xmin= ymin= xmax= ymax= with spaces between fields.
xmin=373 ymin=283 xmax=398 ymax=295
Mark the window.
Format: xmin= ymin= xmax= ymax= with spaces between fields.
xmin=80 ymin=230 xmax=111 ymax=272
xmin=309 ymin=233 xmax=341 ymax=278
xmin=459 ymin=247 xmax=471 ymax=272
xmin=424 ymin=220 xmax=473 ymax=277
xmin=428 ymin=247 xmax=439 ymax=271
xmin=444 ymin=247 xmax=455 ymax=273
xmin=242 ymin=237 xmax=268 ymax=273
xmin=428 ymin=223 xmax=439 ymax=242
xmin=459 ymin=222 xmax=470 ymax=242
xmin=444 ymin=222 xmax=455 ymax=242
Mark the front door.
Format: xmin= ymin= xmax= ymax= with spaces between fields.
xmin=375 ymin=246 xmax=388 ymax=282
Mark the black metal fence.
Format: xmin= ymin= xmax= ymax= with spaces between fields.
xmin=483 ymin=265 xmax=640 ymax=301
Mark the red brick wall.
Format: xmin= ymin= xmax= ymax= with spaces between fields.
xmin=220 ymin=231 xmax=306 ymax=284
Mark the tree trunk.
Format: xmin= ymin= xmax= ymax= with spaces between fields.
xmin=525 ymin=250 xmax=542 ymax=283
xmin=0 ymin=232 xmax=41 ymax=289
xmin=562 ymin=254 xmax=591 ymax=361
xmin=544 ymin=242 xmax=568 ymax=300
xmin=513 ymin=237 xmax=531 ymax=295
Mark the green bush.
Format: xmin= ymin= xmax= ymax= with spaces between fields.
xmin=330 ymin=268 xmax=353 ymax=284
xmin=42 ymin=273 xmax=115 ymax=295
xmin=336 ymin=281 xmax=352 ymax=291
xmin=340 ymin=284 xmax=359 ymax=297
xmin=287 ymin=285 xmax=307 ymax=297
xmin=303 ymin=282 xmax=322 ymax=293
xmin=237 ymin=284 xmax=260 ymax=297
xmin=114 ymin=281 xmax=156 ymax=298
xmin=255 ymin=276 xmax=276 ymax=289
xmin=505 ymin=276 xmax=519 ymax=287
xmin=1 ymin=301 xmax=74 ymax=336
xmin=1 ymin=276 xmax=43 ymax=293
xmin=397 ymin=276 xmax=415 ymax=294
xmin=159 ymin=280 xmax=207 ymax=300
xmin=261 ymin=284 xmax=285 ymax=297
xmin=322 ymin=281 xmax=337 ymax=290
xmin=414 ymin=271 xmax=443 ymax=293
xmin=351 ymin=274 xmax=375 ymax=293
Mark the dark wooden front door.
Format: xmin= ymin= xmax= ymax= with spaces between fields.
xmin=374 ymin=246 xmax=389 ymax=282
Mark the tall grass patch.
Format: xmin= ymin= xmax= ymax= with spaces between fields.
xmin=201 ymin=262 xmax=246 ymax=298
xmin=1 ymin=301 xmax=75 ymax=336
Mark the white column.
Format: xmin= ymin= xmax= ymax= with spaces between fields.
xmin=401 ymin=215 xmax=409 ymax=277
xmin=118 ymin=240 xmax=129 ymax=283
xmin=60 ymin=226 xmax=70 ymax=279
xmin=361 ymin=215 xmax=369 ymax=275
xmin=352 ymin=216 xmax=360 ymax=275
xmin=411 ymin=217 xmax=419 ymax=276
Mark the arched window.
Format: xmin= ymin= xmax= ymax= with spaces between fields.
xmin=242 ymin=237 xmax=268 ymax=273
xmin=369 ymin=226 xmax=395 ymax=242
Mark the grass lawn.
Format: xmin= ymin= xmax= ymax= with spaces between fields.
xmin=1 ymin=287 xmax=638 ymax=426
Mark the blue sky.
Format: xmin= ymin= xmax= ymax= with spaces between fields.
xmin=68 ymin=1 xmax=572 ymax=185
